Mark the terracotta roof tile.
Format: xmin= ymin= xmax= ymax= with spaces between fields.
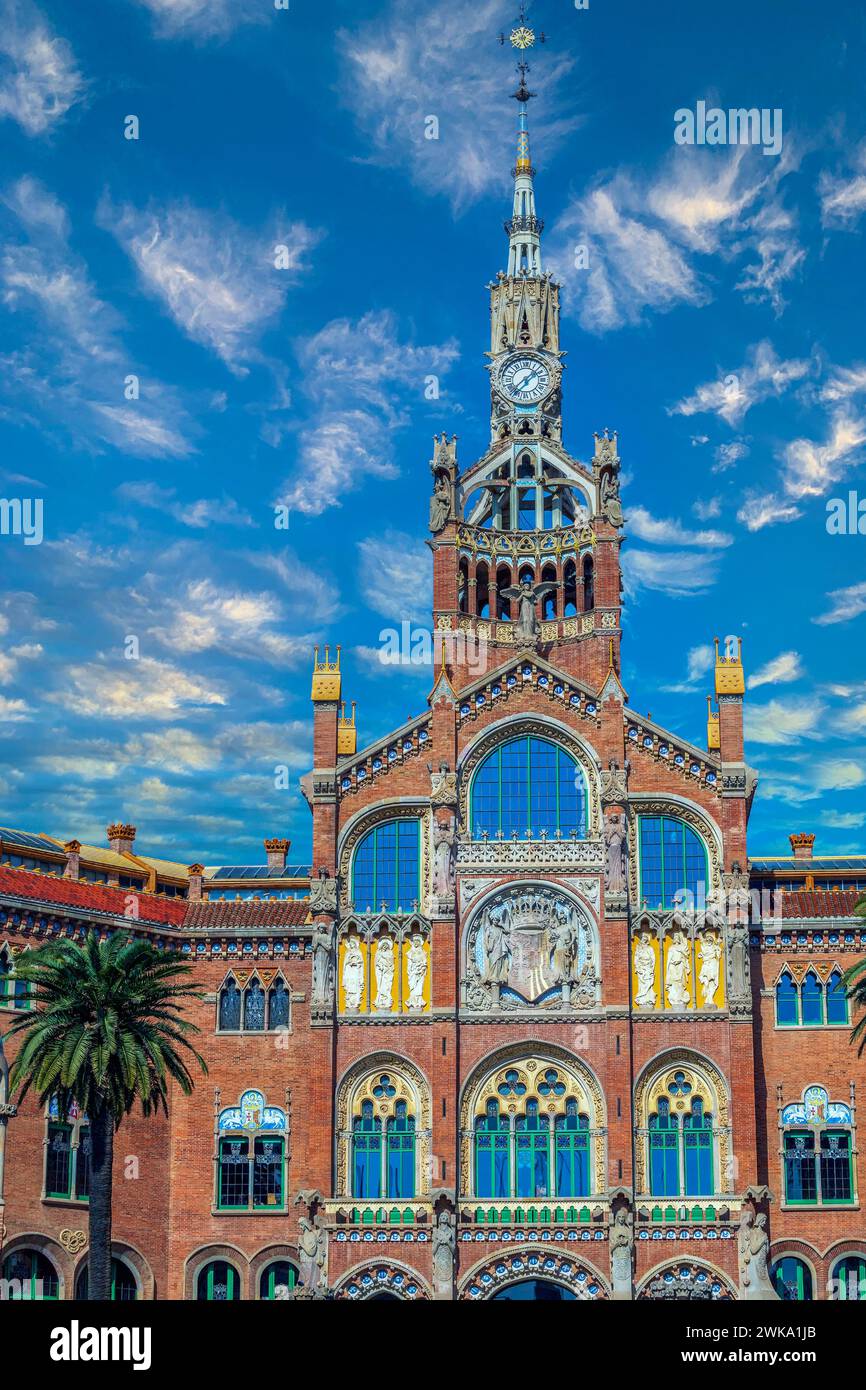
xmin=183 ymin=898 xmax=310 ymax=931
xmin=0 ymin=866 xmax=187 ymax=926
xmin=781 ymin=890 xmax=862 ymax=920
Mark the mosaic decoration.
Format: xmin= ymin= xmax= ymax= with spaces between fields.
xmin=219 ymin=1089 xmax=286 ymax=1132
xmin=781 ymin=1085 xmax=852 ymax=1127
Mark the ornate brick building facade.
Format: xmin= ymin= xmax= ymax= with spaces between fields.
xmin=1 ymin=55 xmax=864 ymax=1306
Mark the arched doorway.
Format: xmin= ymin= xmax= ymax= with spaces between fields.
xmin=492 ymin=1278 xmax=576 ymax=1301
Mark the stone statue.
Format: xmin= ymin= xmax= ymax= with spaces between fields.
xmin=728 ymin=923 xmax=752 ymax=1012
xmin=609 ymin=1205 xmax=634 ymax=1299
xmin=429 ymin=473 xmax=451 ymax=533
xmin=698 ymin=932 xmax=723 ymax=1009
xmin=432 ymin=819 xmax=457 ymax=900
xmin=499 ymin=576 xmax=557 ymax=642
xmin=310 ymin=866 xmax=338 ymax=915
xmin=600 ymin=467 xmax=623 ymax=527
xmin=634 ymin=931 xmax=657 ymax=1009
xmin=480 ymin=905 xmax=512 ymax=985
xmin=739 ymin=1210 xmax=779 ymax=1300
xmin=548 ymin=910 xmax=577 ymax=984
xmin=604 ymin=811 xmax=627 ymax=895
xmin=406 ymin=934 xmax=427 ymax=1010
xmin=311 ymin=920 xmax=335 ymax=1008
xmin=373 ymin=936 xmax=395 ymax=1012
xmin=298 ymin=1215 xmax=327 ymax=1296
xmin=342 ymin=936 xmax=365 ymax=1011
xmin=432 ymin=1209 xmax=456 ymax=1298
xmin=665 ymin=929 xmax=691 ymax=1011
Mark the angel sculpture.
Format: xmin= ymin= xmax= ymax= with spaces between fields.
xmin=500 ymin=575 xmax=557 ymax=642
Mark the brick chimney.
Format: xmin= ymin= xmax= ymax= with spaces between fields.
xmin=63 ymin=840 xmax=81 ymax=881
xmin=187 ymin=863 xmax=205 ymax=901
xmin=107 ymin=823 xmax=136 ymax=854
xmin=789 ymin=833 xmax=816 ymax=860
xmin=264 ymin=838 xmax=290 ymax=873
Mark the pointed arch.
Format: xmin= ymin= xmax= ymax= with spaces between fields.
xmin=335 ymin=1052 xmax=432 ymax=1199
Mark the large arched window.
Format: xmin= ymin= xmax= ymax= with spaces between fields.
xmin=640 ymin=1063 xmax=723 ymax=1199
xmin=771 ymin=1256 xmax=812 ymax=1301
xmin=470 ymin=736 xmax=587 ymax=840
xmin=351 ymin=820 xmax=421 ymax=913
xmin=76 ymin=1258 xmax=138 ymax=1301
xmin=638 ymin=816 xmax=709 ymax=910
xmin=1 ymin=1250 xmax=59 ymax=1300
xmin=469 ymin=1061 xmax=598 ymax=1201
xmin=197 ymin=1260 xmax=241 ymax=1301
xmin=217 ymin=1090 xmax=287 ymax=1212
xmin=352 ymin=1087 xmax=416 ymax=1199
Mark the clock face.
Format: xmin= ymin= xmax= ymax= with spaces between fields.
xmin=497 ymin=354 xmax=552 ymax=406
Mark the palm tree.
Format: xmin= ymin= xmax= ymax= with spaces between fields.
xmin=5 ymin=931 xmax=207 ymax=1299
xmin=843 ymin=894 xmax=866 ymax=1053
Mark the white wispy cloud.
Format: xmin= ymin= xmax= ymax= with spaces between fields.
xmin=661 ymin=643 xmax=715 ymax=693
xmin=0 ymin=177 xmax=195 ymax=456
xmin=813 ymin=581 xmax=866 ymax=627
xmin=820 ymin=363 xmax=866 ymax=403
xmin=48 ymin=657 xmax=227 ymax=720
xmin=819 ymin=143 xmax=866 ymax=229
xmin=693 ymin=497 xmax=722 ymax=520
xmin=714 ymin=440 xmax=749 ymax=472
xmin=357 ymin=530 xmax=433 ymax=624
xmin=131 ymin=0 xmax=265 ymax=40
xmin=747 ymin=651 xmax=804 ymax=690
xmin=0 ymin=640 xmax=42 ymax=686
xmin=337 ymin=0 xmax=580 ymax=214
xmin=745 ymin=696 xmax=825 ymax=745
xmin=737 ymin=491 xmax=803 ymax=531
xmin=116 ymin=481 xmax=254 ymax=529
xmin=98 ymin=195 xmax=319 ymax=373
xmin=0 ymin=0 xmax=84 ymax=136
xmin=548 ymin=148 xmax=804 ymax=333
xmin=621 ymin=548 xmax=721 ymax=597
xmin=627 ymin=505 xmax=732 ymax=548
xmin=142 ymin=576 xmax=312 ymax=668
xmin=782 ymin=409 xmax=866 ymax=501
xmin=276 ymin=310 xmax=459 ymax=517
xmin=669 ymin=340 xmax=810 ymax=427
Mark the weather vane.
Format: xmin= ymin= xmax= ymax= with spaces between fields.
xmin=499 ymin=2 xmax=546 ymax=53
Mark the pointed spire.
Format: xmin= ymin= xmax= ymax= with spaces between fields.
xmin=501 ymin=9 xmax=545 ymax=277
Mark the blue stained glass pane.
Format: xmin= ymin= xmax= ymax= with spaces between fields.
xmin=352 ymin=1110 xmax=382 ymax=1199
xmin=826 ymin=971 xmax=848 ymax=1025
xmin=639 ymin=817 xmax=708 ymax=910
xmin=784 ymin=1133 xmax=816 ymax=1202
xmin=649 ymin=1112 xmax=680 ymax=1196
xmin=776 ymin=974 xmax=799 ymax=1026
xmin=471 ymin=736 xmax=586 ymax=839
xmin=801 ymin=973 xmax=823 ymax=1026
xmin=351 ymin=820 xmax=419 ymax=912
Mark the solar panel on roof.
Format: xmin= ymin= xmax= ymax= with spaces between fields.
xmin=0 ymin=827 xmax=61 ymax=852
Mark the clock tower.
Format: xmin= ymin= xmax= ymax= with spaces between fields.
xmin=428 ymin=17 xmax=625 ymax=693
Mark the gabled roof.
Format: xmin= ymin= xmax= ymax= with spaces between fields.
xmin=0 ymin=866 xmax=187 ymax=926
xmin=457 ymin=648 xmax=598 ymax=705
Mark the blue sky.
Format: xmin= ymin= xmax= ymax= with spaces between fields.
xmin=1 ymin=0 xmax=865 ymax=862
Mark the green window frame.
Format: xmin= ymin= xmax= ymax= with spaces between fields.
xmin=820 ymin=1130 xmax=853 ymax=1205
xmin=76 ymin=1259 xmax=138 ymax=1301
xmin=351 ymin=819 xmax=421 ymax=913
xmin=197 ymin=1260 xmax=240 ymax=1301
xmin=772 ymin=1256 xmax=812 ymax=1301
xmin=44 ymin=1119 xmax=90 ymax=1202
xmin=1 ymin=1250 xmax=59 ymax=1300
xmin=217 ymin=1134 xmax=286 ymax=1212
xmin=260 ymin=1261 xmax=298 ymax=1300
xmin=833 ymin=1255 xmax=866 ymax=1301
xmin=638 ymin=816 xmax=709 ymax=911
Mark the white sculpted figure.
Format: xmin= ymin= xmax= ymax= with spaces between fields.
xmin=634 ymin=931 xmax=657 ymax=1009
xmin=480 ymin=904 xmax=512 ymax=985
xmin=698 ymin=932 xmax=722 ymax=1009
xmin=665 ymin=929 xmax=691 ymax=1011
xmin=342 ymin=936 xmax=365 ymax=1011
xmin=406 ymin=934 xmax=427 ymax=1010
xmin=373 ymin=936 xmax=395 ymax=1012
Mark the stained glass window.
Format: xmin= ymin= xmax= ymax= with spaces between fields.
xmin=219 ymin=1138 xmax=251 ymax=1209
xmin=554 ymin=1100 xmax=590 ymax=1197
xmin=352 ymin=820 xmax=420 ymax=912
xmin=475 ymin=1101 xmax=510 ymax=1199
xmin=801 ymin=972 xmax=823 ymax=1026
xmin=826 ymin=970 xmax=849 ymax=1025
xmin=784 ymin=1132 xmax=817 ymax=1203
xmin=515 ymin=1099 xmax=550 ymax=1199
xmin=683 ymin=1098 xmax=714 ymax=1196
xmin=386 ymin=1101 xmax=415 ymax=1199
xmin=218 ymin=979 xmax=241 ymax=1031
xmin=649 ymin=1099 xmax=680 ymax=1197
xmin=268 ymin=980 xmax=290 ymax=1030
xmin=244 ymin=981 xmax=266 ymax=1031
xmin=1 ymin=1250 xmax=59 ymax=1300
xmin=253 ymin=1138 xmax=285 ymax=1208
xmin=820 ymin=1131 xmax=852 ymax=1203
xmin=352 ymin=1100 xmax=383 ymax=1199
xmin=638 ymin=817 xmax=708 ymax=910
xmin=197 ymin=1261 xmax=240 ymax=1301
xmin=775 ymin=973 xmax=798 ymax=1026
xmin=471 ymin=736 xmax=586 ymax=839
